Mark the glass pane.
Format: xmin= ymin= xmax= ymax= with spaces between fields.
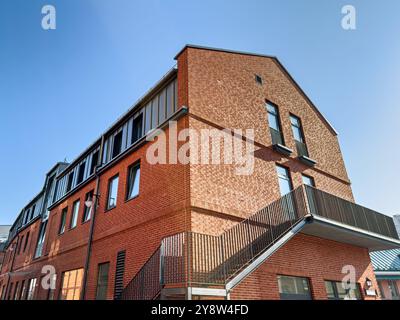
xmin=108 ymin=177 xmax=119 ymax=208
xmin=166 ymin=82 xmax=174 ymax=117
xmin=302 ymin=175 xmax=315 ymax=187
xmin=292 ymin=126 xmax=303 ymax=142
xmin=278 ymin=178 xmax=292 ymax=196
xmin=278 ymin=276 xmax=311 ymax=300
xmin=268 ymin=113 xmax=280 ymax=131
xmin=128 ymin=166 xmax=140 ymax=199
xmin=144 ymin=102 xmax=151 ymax=133
xmin=325 ymin=281 xmax=336 ymax=299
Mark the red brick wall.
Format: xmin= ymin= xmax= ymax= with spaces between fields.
xmin=231 ymin=233 xmax=379 ymax=300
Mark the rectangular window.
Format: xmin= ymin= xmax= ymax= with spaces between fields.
xmin=31 ymin=204 xmax=36 ymax=219
xmin=290 ymin=114 xmax=309 ymax=157
xmin=302 ymin=174 xmax=315 ymax=187
xmin=23 ymin=232 xmax=30 ymax=252
xmin=27 ymin=278 xmax=37 ymax=300
xmin=7 ymin=283 xmax=14 ymax=300
xmin=126 ymin=163 xmax=140 ymax=200
xmin=13 ymin=282 xmax=19 ymax=300
xmin=83 ymin=190 xmax=94 ymax=222
xmin=95 ymin=262 xmax=110 ymax=300
xmin=276 ymin=165 xmax=293 ymax=196
xmin=266 ymin=102 xmax=284 ymax=145
xmin=34 ymin=221 xmax=47 ymax=258
xmin=77 ymin=161 xmax=86 ymax=185
xmin=112 ymin=131 xmax=123 ymax=159
xmin=325 ymin=280 xmax=362 ymax=300
xmin=388 ymin=280 xmax=400 ymax=299
xmin=90 ymin=150 xmax=99 ymax=175
xmin=18 ymin=235 xmax=24 ymax=254
xmin=132 ymin=114 xmax=143 ymax=144
xmin=70 ymin=200 xmax=80 ymax=229
xmin=66 ymin=172 xmax=74 ymax=193
xmin=60 ymin=269 xmax=84 ymax=300
xmin=278 ymin=275 xmax=312 ymax=300
xmin=59 ymin=207 xmax=68 ymax=234
xmin=19 ymin=280 xmax=26 ymax=300
xmin=107 ymin=175 xmax=119 ymax=210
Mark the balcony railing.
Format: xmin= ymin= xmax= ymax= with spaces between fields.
xmin=120 ymin=185 xmax=399 ymax=299
xmin=295 ymin=140 xmax=309 ymax=158
xmin=270 ymin=128 xmax=284 ymax=146
xmin=304 ymin=185 xmax=399 ymax=239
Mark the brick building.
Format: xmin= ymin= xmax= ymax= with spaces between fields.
xmin=1 ymin=45 xmax=400 ymax=300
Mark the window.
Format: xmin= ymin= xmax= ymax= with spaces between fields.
xmin=325 ymin=280 xmax=362 ymax=300
xmin=70 ymin=200 xmax=80 ymax=229
xmin=95 ymin=262 xmax=110 ymax=300
xmin=90 ymin=151 xmax=99 ymax=175
xmin=19 ymin=280 xmax=26 ymax=300
xmin=7 ymin=283 xmax=14 ymax=300
xmin=131 ymin=114 xmax=143 ymax=144
xmin=27 ymin=278 xmax=37 ymax=300
xmin=112 ymin=131 xmax=123 ymax=159
xmin=388 ymin=280 xmax=400 ymax=299
xmin=302 ymin=175 xmax=315 ymax=187
xmin=255 ymin=74 xmax=263 ymax=85
xmin=126 ymin=163 xmax=140 ymax=200
xmin=166 ymin=81 xmax=175 ymax=118
xmin=23 ymin=232 xmax=30 ymax=252
xmin=277 ymin=275 xmax=312 ymax=300
xmin=13 ymin=282 xmax=19 ymax=300
xmin=60 ymin=269 xmax=83 ymax=300
xmin=290 ymin=115 xmax=304 ymax=142
xmin=18 ymin=235 xmax=24 ymax=254
xmin=276 ymin=165 xmax=293 ymax=196
xmin=83 ymin=190 xmax=94 ymax=222
xmin=266 ymin=102 xmax=284 ymax=145
xmin=107 ymin=175 xmax=119 ymax=210
xmin=59 ymin=207 xmax=68 ymax=234
xmin=290 ymin=114 xmax=309 ymax=157
xmin=66 ymin=172 xmax=74 ymax=193
xmin=31 ymin=204 xmax=36 ymax=218
xmin=77 ymin=161 xmax=86 ymax=185
xmin=34 ymin=221 xmax=48 ymax=258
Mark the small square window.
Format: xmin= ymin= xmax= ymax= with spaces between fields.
xmin=255 ymin=74 xmax=263 ymax=85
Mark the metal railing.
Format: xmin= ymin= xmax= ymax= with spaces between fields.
xmin=270 ymin=128 xmax=284 ymax=146
xmin=304 ymin=185 xmax=399 ymax=239
xmin=295 ymin=140 xmax=309 ymax=157
xmin=119 ymin=245 xmax=161 ymax=300
xmin=120 ymin=185 xmax=399 ymax=299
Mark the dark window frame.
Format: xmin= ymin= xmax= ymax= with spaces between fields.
xmin=324 ymin=280 xmax=362 ymax=300
xmin=69 ymin=200 xmax=80 ymax=229
xmin=125 ymin=162 xmax=141 ymax=201
xmin=95 ymin=262 xmax=110 ymax=300
xmin=112 ymin=131 xmax=123 ymax=159
xmin=82 ymin=190 xmax=94 ymax=223
xmin=59 ymin=207 xmax=68 ymax=235
xmin=277 ymin=274 xmax=313 ymax=300
xmin=106 ymin=175 xmax=119 ymax=211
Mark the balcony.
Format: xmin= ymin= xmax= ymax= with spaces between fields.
xmin=295 ymin=141 xmax=316 ymax=166
xmin=120 ymin=185 xmax=400 ymax=300
xmin=270 ymin=128 xmax=293 ymax=156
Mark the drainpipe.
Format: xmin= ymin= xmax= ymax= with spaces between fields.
xmin=81 ymin=135 xmax=105 ymax=300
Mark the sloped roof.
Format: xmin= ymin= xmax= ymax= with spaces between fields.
xmin=370 ymin=249 xmax=400 ymax=272
xmin=175 ymin=44 xmax=338 ymax=136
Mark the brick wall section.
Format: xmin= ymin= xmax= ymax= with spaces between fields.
xmin=231 ymin=233 xmax=379 ymax=300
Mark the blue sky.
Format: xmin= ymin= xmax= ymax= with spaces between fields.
xmin=0 ymin=0 xmax=399 ymax=225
